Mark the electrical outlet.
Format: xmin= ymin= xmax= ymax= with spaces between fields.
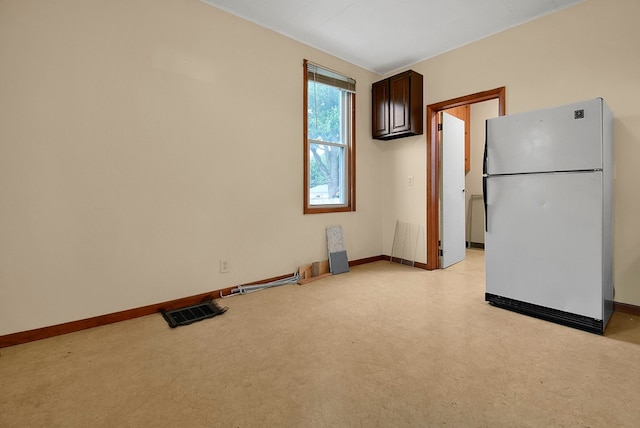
xmin=408 ymin=176 xmax=414 ymax=186
xmin=220 ymin=258 xmax=229 ymax=273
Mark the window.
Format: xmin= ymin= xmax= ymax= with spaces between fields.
xmin=304 ymin=59 xmax=356 ymax=213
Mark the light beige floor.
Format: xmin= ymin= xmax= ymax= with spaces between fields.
xmin=2 ymin=249 xmax=639 ymax=427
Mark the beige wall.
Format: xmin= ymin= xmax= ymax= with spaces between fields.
xmin=0 ymin=0 xmax=382 ymax=335
xmin=382 ymin=0 xmax=640 ymax=305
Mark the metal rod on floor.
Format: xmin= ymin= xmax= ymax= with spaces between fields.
xmin=220 ymin=273 xmax=300 ymax=298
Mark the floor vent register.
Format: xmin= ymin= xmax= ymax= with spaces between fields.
xmin=161 ymin=301 xmax=227 ymax=328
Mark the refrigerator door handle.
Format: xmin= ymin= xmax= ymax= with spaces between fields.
xmin=483 ymin=175 xmax=488 ymax=232
xmin=483 ymin=137 xmax=488 ymax=232
xmin=482 ymin=139 xmax=488 ymax=176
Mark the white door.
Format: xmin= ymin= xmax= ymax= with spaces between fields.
xmin=440 ymin=112 xmax=466 ymax=268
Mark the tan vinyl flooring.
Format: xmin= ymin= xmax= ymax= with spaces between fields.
xmin=2 ymin=249 xmax=640 ymax=427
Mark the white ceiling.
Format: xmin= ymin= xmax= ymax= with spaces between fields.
xmin=201 ymin=0 xmax=583 ymax=75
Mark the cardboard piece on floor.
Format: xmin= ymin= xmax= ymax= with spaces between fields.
xmin=319 ymin=260 xmax=330 ymax=274
xmin=299 ymin=264 xmax=312 ymax=280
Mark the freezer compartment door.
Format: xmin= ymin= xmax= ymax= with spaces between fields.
xmin=486 ymin=99 xmax=604 ymax=175
xmin=485 ymin=171 xmax=603 ymax=319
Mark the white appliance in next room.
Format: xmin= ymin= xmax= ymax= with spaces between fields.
xmin=483 ymin=98 xmax=613 ymax=334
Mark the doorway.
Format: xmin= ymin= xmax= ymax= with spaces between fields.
xmin=426 ymin=87 xmax=506 ymax=270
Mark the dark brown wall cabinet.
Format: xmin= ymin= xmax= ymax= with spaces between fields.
xmin=372 ymin=70 xmax=423 ymax=140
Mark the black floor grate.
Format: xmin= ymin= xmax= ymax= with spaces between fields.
xmin=161 ymin=301 xmax=227 ymax=328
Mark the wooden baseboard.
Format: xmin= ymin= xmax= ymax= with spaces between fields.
xmin=0 ymin=286 xmax=239 ymax=349
xmin=614 ymin=302 xmax=640 ymax=316
xmin=349 ymin=255 xmax=385 ymax=266
xmin=0 ymin=256 xmax=385 ymax=348
xmin=8 ymin=255 xmax=634 ymax=349
xmin=381 ymin=255 xmax=428 ymax=270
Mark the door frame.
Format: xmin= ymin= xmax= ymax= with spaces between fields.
xmin=426 ymin=87 xmax=506 ymax=270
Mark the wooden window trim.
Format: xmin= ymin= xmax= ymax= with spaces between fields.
xmin=303 ymin=59 xmax=356 ymax=214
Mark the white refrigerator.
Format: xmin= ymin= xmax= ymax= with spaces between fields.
xmin=483 ymin=98 xmax=613 ymax=334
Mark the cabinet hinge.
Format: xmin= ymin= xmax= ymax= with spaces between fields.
xmin=437 ymin=123 xmax=443 ymax=131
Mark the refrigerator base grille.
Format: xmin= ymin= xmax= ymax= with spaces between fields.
xmin=485 ymin=293 xmax=603 ymax=335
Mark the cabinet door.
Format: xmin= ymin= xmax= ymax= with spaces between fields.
xmin=372 ymin=80 xmax=389 ymax=137
xmin=389 ymin=72 xmax=411 ymax=133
